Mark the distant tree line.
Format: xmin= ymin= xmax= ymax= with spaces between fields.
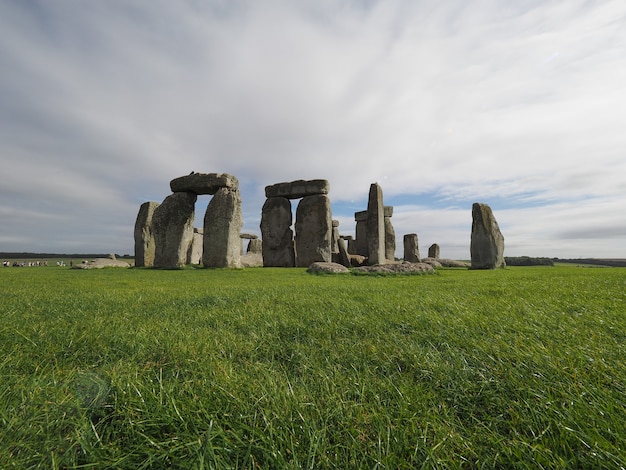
xmin=504 ymin=256 xmax=554 ymax=266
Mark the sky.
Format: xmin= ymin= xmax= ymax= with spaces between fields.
xmin=1 ymin=0 xmax=625 ymax=260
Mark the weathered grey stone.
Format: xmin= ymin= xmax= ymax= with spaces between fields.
xmin=295 ymin=194 xmax=332 ymax=267
xmin=336 ymin=236 xmax=352 ymax=268
xmin=202 ymin=188 xmax=243 ymax=268
xmin=384 ymin=216 xmax=396 ymax=261
xmin=265 ymin=179 xmax=329 ymax=199
xmin=470 ymin=202 xmax=505 ymax=269
xmin=240 ymin=252 xmax=263 ymax=267
xmin=170 ymin=172 xmax=238 ymax=195
xmin=247 ymin=238 xmax=262 ymax=254
xmin=240 ymin=233 xmax=258 ymax=239
xmin=384 ymin=206 xmax=394 ymax=217
xmin=354 ymin=210 xmax=368 ymax=222
xmin=403 ymin=233 xmax=421 ymax=263
xmin=422 ymin=257 xmax=442 ymax=268
xmin=260 ymin=197 xmax=295 ymax=267
xmin=187 ymin=228 xmax=203 ymax=265
xmin=153 ymin=192 xmax=197 ymax=268
xmin=134 ymin=201 xmax=159 ymax=267
xmin=307 ymin=262 xmax=350 ymax=274
xmin=331 ymin=223 xmax=341 ymax=255
xmin=428 ymin=243 xmax=440 ymax=259
xmin=354 ymin=219 xmax=368 ymax=256
xmin=366 ymin=183 xmax=386 ymax=265
xmin=352 ymin=261 xmax=434 ymax=274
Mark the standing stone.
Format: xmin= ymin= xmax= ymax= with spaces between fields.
xmin=336 ymin=236 xmax=352 ymax=268
xmin=470 ymin=202 xmax=505 ymax=269
xmin=295 ymin=194 xmax=332 ymax=267
xmin=247 ymin=238 xmax=262 ymax=254
xmin=354 ymin=210 xmax=368 ymax=257
xmin=153 ymin=192 xmax=197 ymax=268
xmin=366 ymin=183 xmax=385 ymax=265
xmin=260 ymin=197 xmax=295 ymax=267
xmin=331 ymin=220 xmax=341 ymax=254
xmin=384 ymin=216 xmax=396 ymax=261
xmin=428 ymin=243 xmax=440 ymax=259
xmin=403 ymin=234 xmax=421 ymax=263
xmin=187 ymin=228 xmax=203 ymax=265
xmin=134 ymin=201 xmax=159 ymax=267
xmin=203 ymin=188 xmax=243 ymax=268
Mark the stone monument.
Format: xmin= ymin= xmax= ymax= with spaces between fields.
xmin=470 ymin=202 xmax=505 ymax=269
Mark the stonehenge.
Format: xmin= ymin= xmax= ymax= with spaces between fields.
xmin=134 ymin=174 xmax=506 ymax=271
xmin=470 ymin=202 xmax=505 ymax=269
xmin=261 ymin=179 xmax=332 ymax=267
xmin=134 ymin=172 xmax=242 ymax=269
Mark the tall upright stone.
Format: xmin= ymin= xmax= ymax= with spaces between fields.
xmin=428 ymin=243 xmax=440 ymax=259
xmin=203 ymin=188 xmax=243 ymax=268
xmin=134 ymin=201 xmax=159 ymax=267
xmin=470 ymin=202 xmax=505 ymax=269
xmin=153 ymin=192 xmax=197 ymax=268
xmin=366 ymin=183 xmax=385 ymax=265
xmin=331 ymin=220 xmax=341 ymax=255
xmin=403 ymin=233 xmax=421 ymax=263
xmin=354 ymin=210 xmax=368 ymax=257
xmin=384 ymin=206 xmax=396 ymax=261
xmin=260 ymin=197 xmax=295 ymax=267
xmin=295 ymin=194 xmax=332 ymax=267
xmin=187 ymin=228 xmax=203 ymax=265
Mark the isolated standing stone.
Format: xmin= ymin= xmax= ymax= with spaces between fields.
xmin=295 ymin=194 xmax=333 ymax=267
xmin=403 ymin=234 xmax=421 ymax=263
xmin=260 ymin=197 xmax=295 ymax=267
xmin=428 ymin=243 xmax=440 ymax=259
xmin=203 ymin=188 xmax=243 ymax=268
xmin=153 ymin=192 xmax=197 ymax=268
xmin=470 ymin=202 xmax=505 ymax=269
xmin=187 ymin=228 xmax=203 ymax=265
xmin=366 ymin=183 xmax=385 ymax=265
xmin=134 ymin=201 xmax=159 ymax=267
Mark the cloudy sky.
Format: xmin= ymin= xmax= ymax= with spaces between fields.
xmin=1 ymin=0 xmax=625 ymax=259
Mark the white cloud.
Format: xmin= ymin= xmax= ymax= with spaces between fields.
xmin=0 ymin=0 xmax=625 ymax=257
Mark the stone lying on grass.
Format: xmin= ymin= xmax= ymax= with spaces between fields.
xmin=352 ymin=261 xmax=434 ymax=274
xmin=307 ymin=262 xmax=350 ymax=274
xmin=422 ymin=257 xmax=469 ymax=268
xmin=72 ymin=258 xmax=132 ymax=269
xmin=240 ymin=252 xmax=263 ymax=268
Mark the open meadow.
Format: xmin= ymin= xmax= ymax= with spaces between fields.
xmin=1 ymin=264 xmax=625 ymax=468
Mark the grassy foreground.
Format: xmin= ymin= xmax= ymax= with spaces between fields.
xmin=1 ymin=265 xmax=625 ymax=469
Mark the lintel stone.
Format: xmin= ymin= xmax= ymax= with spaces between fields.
xmin=265 ymin=179 xmax=329 ymax=199
xmin=170 ymin=172 xmax=238 ymax=195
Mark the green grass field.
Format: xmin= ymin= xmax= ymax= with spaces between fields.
xmin=1 ymin=265 xmax=625 ymax=468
